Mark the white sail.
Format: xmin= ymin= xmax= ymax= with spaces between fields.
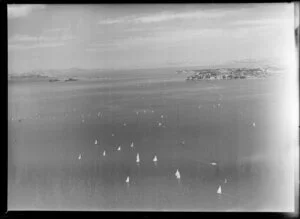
xmin=117 ymin=146 xmax=121 ymax=151
xmin=153 ymin=155 xmax=158 ymax=162
xmin=175 ymin=169 xmax=181 ymax=179
xmin=130 ymin=142 xmax=134 ymax=148
xmin=136 ymin=153 xmax=140 ymax=163
xmin=78 ymin=154 xmax=81 ymax=160
xmin=95 ymin=140 xmax=98 ymax=145
xmin=126 ymin=176 xmax=130 ymax=183
xmin=103 ymin=150 xmax=106 ymax=156
xmin=217 ymin=185 xmax=222 ymax=194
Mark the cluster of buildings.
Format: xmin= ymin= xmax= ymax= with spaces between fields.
xmin=185 ymin=68 xmax=268 ymax=81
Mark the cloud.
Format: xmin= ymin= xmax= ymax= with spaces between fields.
xmin=7 ymin=4 xmax=45 ymax=19
xmin=8 ymin=42 xmax=65 ymax=50
xmin=98 ymin=9 xmax=230 ymax=25
xmin=8 ymin=31 xmax=76 ymax=50
xmin=44 ymin=27 xmax=70 ymax=33
xmin=134 ymin=10 xmax=224 ymax=23
xmin=231 ymin=17 xmax=293 ymax=27
xmin=86 ymin=28 xmax=224 ymax=52
xmin=9 ymin=33 xmax=76 ymax=43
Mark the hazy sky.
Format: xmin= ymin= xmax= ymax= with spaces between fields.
xmin=8 ymin=3 xmax=295 ymax=73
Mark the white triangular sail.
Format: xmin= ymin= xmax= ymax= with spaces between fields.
xmin=78 ymin=154 xmax=82 ymax=160
xmin=175 ymin=169 xmax=181 ymax=179
xmin=126 ymin=176 xmax=130 ymax=183
xmin=130 ymin=142 xmax=134 ymax=148
xmin=217 ymin=185 xmax=222 ymax=194
xmin=103 ymin=150 xmax=106 ymax=156
xmin=153 ymin=155 xmax=158 ymax=162
xmin=136 ymin=153 xmax=140 ymax=163
xmin=95 ymin=140 xmax=98 ymax=145
xmin=117 ymin=146 xmax=121 ymax=151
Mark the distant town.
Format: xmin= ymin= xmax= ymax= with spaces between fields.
xmin=176 ymin=68 xmax=270 ymax=81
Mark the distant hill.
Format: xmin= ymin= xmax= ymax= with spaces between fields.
xmin=8 ymin=68 xmax=107 ymax=81
xmin=8 ymin=58 xmax=288 ymax=81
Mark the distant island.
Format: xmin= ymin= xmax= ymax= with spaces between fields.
xmin=49 ymin=78 xmax=60 ymax=82
xmin=177 ymin=68 xmax=270 ymax=81
xmin=64 ymin=78 xmax=78 ymax=82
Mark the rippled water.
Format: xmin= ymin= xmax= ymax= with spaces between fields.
xmin=8 ymin=69 xmax=293 ymax=211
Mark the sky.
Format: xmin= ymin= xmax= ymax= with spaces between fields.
xmin=7 ymin=3 xmax=296 ymax=73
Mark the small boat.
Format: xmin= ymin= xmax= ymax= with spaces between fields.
xmin=210 ymin=162 xmax=217 ymax=166
xmin=103 ymin=150 xmax=106 ymax=156
xmin=158 ymin=122 xmax=162 ymax=127
xmin=175 ymin=169 xmax=181 ymax=179
xmin=153 ymin=155 xmax=158 ymax=162
xmin=217 ymin=185 xmax=222 ymax=194
xmin=136 ymin=153 xmax=140 ymax=163
xmin=95 ymin=140 xmax=98 ymax=145
xmin=78 ymin=154 xmax=82 ymax=160
xmin=252 ymin=122 xmax=256 ymax=127
xmin=130 ymin=142 xmax=134 ymax=148
xmin=117 ymin=146 xmax=121 ymax=151
xmin=126 ymin=176 xmax=130 ymax=183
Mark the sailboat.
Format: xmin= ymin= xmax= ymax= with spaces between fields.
xmin=153 ymin=155 xmax=158 ymax=162
xmin=136 ymin=153 xmax=140 ymax=163
xmin=103 ymin=150 xmax=106 ymax=156
xmin=175 ymin=169 xmax=181 ymax=179
xmin=126 ymin=176 xmax=130 ymax=183
xmin=78 ymin=154 xmax=82 ymax=160
xmin=217 ymin=185 xmax=222 ymax=194
xmin=130 ymin=142 xmax=134 ymax=148
xmin=117 ymin=146 xmax=121 ymax=151
xmin=95 ymin=139 xmax=98 ymax=145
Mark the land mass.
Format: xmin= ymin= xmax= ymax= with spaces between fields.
xmin=179 ymin=67 xmax=270 ymax=81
